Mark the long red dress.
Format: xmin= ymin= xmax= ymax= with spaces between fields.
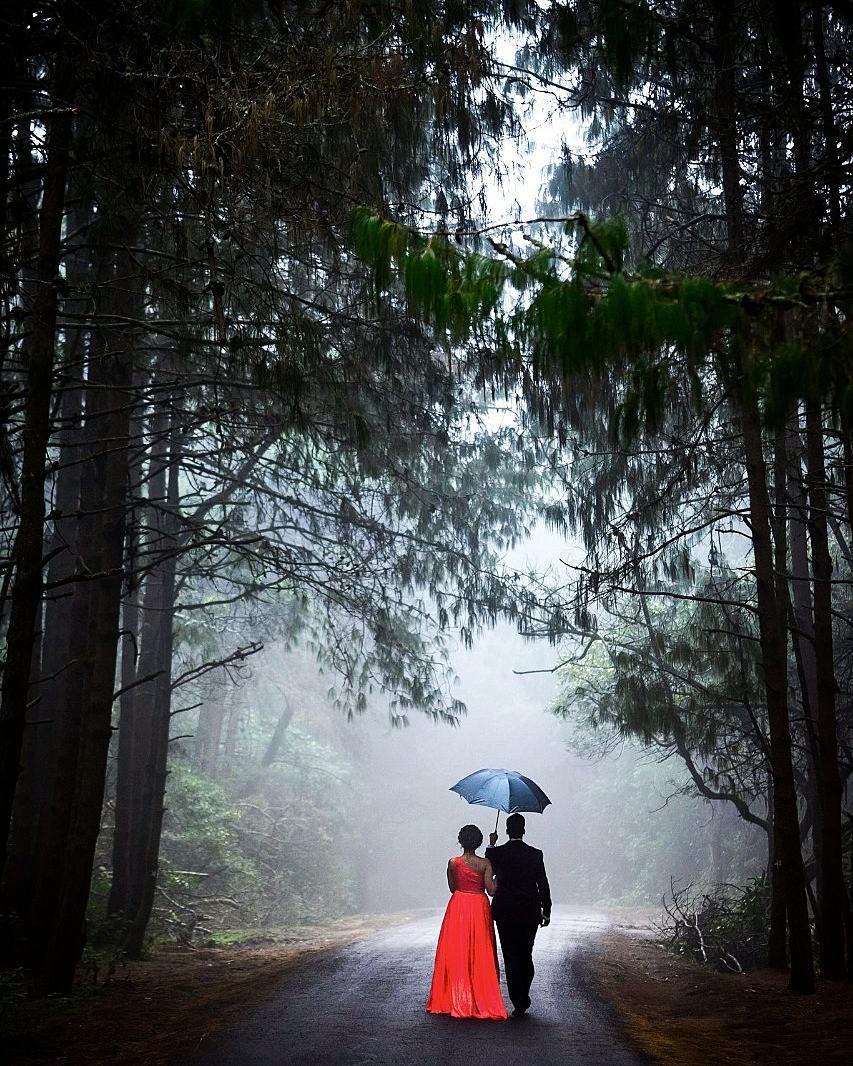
xmin=426 ymin=856 xmax=507 ymax=1020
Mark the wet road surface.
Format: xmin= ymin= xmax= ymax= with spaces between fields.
xmin=181 ymin=906 xmax=646 ymax=1065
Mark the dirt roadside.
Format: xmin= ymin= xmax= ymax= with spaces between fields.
xmin=586 ymin=924 xmax=853 ymax=1066
xmin=6 ymin=908 xmax=852 ymax=1065
xmin=4 ymin=914 xmax=417 ymax=1065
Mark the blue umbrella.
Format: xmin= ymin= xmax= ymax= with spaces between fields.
xmin=449 ymin=768 xmax=551 ymax=834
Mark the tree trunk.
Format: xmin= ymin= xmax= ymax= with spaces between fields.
xmin=2 ymin=191 xmax=90 ymax=930
xmin=785 ymin=426 xmax=825 ymax=928
xmin=3 ymin=386 xmax=85 ymax=923
xmin=225 ymin=685 xmax=247 ymax=762
xmin=773 ymin=0 xmax=811 ymax=176
xmin=107 ymin=581 xmax=142 ymax=921
xmin=812 ymin=4 xmax=841 ymax=228
xmin=840 ymin=409 xmax=853 ymax=540
xmin=109 ymin=406 xmax=169 ymax=925
xmin=234 ymin=701 xmax=296 ymax=800
xmin=767 ymin=425 xmax=794 ymax=968
xmin=0 ymin=60 xmax=74 ymax=880
xmin=26 ymin=238 xmax=116 ymax=985
xmin=787 ymin=433 xmax=819 ymax=715
xmin=707 ymin=803 xmax=726 ymax=883
xmin=109 ymin=388 xmax=154 ymax=917
xmin=767 ymin=780 xmax=789 ymax=968
xmin=804 ymin=399 xmax=847 ymax=979
xmin=118 ymin=426 xmax=181 ymax=958
xmin=31 ymin=233 xmax=140 ymax=993
xmin=712 ymin=1 xmax=745 ymax=264
xmin=195 ymin=701 xmax=226 ymax=771
xmin=739 ymin=370 xmax=815 ymax=993
xmin=262 ymin=701 xmax=295 ymax=768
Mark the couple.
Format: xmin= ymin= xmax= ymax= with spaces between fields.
xmin=426 ymin=813 xmax=551 ymax=1021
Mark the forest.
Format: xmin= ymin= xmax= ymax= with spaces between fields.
xmin=1 ymin=0 xmax=852 ymax=1058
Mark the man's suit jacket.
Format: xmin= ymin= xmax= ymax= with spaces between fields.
xmin=485 ymin=839 xmax=551 ymax=923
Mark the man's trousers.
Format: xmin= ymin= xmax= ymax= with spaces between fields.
xmin=495 ymin=915 xmax=539 ymax=1011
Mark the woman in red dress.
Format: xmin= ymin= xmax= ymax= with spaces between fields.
xmin=426 ymin=824 xmax=507 ymax=1020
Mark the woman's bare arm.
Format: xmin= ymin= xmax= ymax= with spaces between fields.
xmin=483 ymin=859 xmax=496 ymax=896
xmin=446 ymin=859 xmax=455 ymax=893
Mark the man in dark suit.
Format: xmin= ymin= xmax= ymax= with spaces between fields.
xmin=486 ymin=813 xmax=551 ymax=1017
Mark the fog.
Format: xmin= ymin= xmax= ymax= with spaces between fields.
xmin=166 ymin=519 xmax=765 ymax=929
xmin=330 ymin=623 xmax=761 ymax=916
xmin=214 ymin=523 xmax=765 ymax=924
xmin=353 ymin=621 xmax=570 ymax=911
xmin=248 ymin=609 xmax=759 ymax=925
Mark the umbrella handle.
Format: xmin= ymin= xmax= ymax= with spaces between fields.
xmin=494 ymin=809 xmax=500 ymax=836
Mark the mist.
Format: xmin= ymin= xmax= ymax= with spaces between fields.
xmin=203 ymin=601 xmax=765 ymax=924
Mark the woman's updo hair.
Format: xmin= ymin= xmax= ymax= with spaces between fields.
xmin=458 ymin=824 xmax=483 ymax=851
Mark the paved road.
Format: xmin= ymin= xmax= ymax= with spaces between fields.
xmin=181 ymin=906 xmax=646 ymax=1066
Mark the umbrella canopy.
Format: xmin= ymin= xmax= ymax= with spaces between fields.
xmin=449 ymin=768 xmax=551 ymax=815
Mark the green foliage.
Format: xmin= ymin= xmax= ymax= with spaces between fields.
xmin=352 ymin=207 xmax=850 ymax=437
xmin=230 ymin=723 xmax=361 ymax=920
xmin=762 ymin=343 xmax=811 ymax=427
xmin=79 ymin=868 xmax=130 ymax=981
xmin=710 ymin=876 xmax=768 ymax=940
xmin=160 ymin=762 xmax=253 ymax=900
xmin=555 ymin=745 xmax=762 ymax=904
xmin=351 ymin=207 xmax=507 ymax=340
xmin=161 ymin=0 xmax=262 ymax=34
xmin=554 ymin=585 xmax=766 ymax=782
xmin=144 ymin=672 xmax=371 ymax=943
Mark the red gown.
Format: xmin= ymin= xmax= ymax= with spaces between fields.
xmin=426 ymin=856 xmax=507 ymax=1020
